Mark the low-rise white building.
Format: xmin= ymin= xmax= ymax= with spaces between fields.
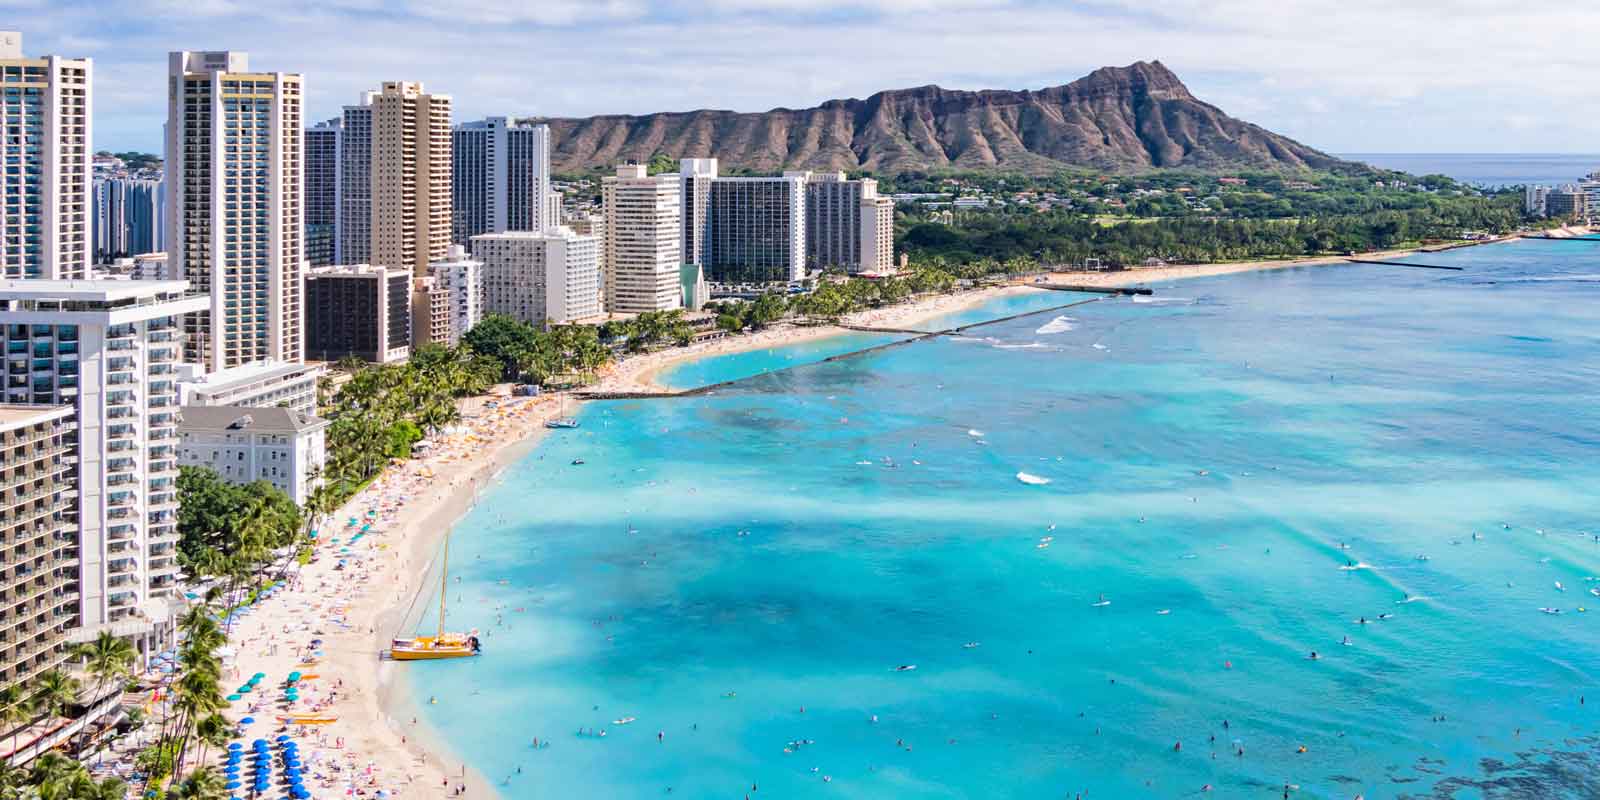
xmin=178 ymin=405 xmax=328 ymax=505
xmin=178 ymin=360 xmax=324 ymax=416
xmin=472 ymin=228 xmax=602 ymax=326
xmin=430 ymin=246 xmax=484 ymax=344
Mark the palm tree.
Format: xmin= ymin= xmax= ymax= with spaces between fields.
xmin=0 ymin=684 xmax=33 ymax=763
xmin=191 ymin=714 xmax=229 ymax=773
xmin=31 ymin=670 xmax=80 ymax=724
xmin=69 ymin=631 xmax=135 ymax=756
xmin=168 ymin=765 xmax=227 ymax=800
xmin=27 ymin=753 xmax=83 ymax=800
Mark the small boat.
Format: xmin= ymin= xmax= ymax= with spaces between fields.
xmin=1156 ymin=609 xmax=1171 ymax=615
xmin=571 ymin=458 xmax=585 ymax=465
xmin=1091 ymin=594 xmax=1111 ymax=608
xmin=613 ymin=716 xmax=636 ymax=726
xmin=894 ymin=664 xmax=917 ymax=672
xmin=545 ymin=395 xmax=581 ymax=429
xmin=276 ymin=715 xmax=339 ymax=725
xmin=1035 ymin=541 xmax=1050 ymax=549
xmin=1539 ymin=607 xmax=1562 ymax=615
xmin=1555 ymin=581 xmax=1565 ymax=592
xmin=1589 ymin=588 xmax=1600 ymax=598
xmin=390 ymin=531 xmax=482 ymax=662
xmin=962 ymin=642 xmax=981 ymax=649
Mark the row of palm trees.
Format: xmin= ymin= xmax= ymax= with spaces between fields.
xmin=0 ymin=631 xmax=139 ymax=796
xmin=136 ymin=605 xmax=232 ymax=797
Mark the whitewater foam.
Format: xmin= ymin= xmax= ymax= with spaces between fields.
xmin=1035 ymin=315 xmax=1077 ymax=335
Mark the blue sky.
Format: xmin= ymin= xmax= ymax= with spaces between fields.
xmin=11 ymin=0 xmax=1600 ymax=155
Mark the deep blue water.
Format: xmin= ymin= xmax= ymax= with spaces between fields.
xmin=1339 ymin=153 xmax=1600 ymax=187
xmin=413 ymin=240 xmax=1600 ymax=799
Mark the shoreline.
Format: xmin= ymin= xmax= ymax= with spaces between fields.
xmin=216 ymin=228 xmax=1571 ymax=797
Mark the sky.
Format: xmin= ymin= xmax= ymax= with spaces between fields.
xmin=11 ymin=0 xmax=1600 ymax=155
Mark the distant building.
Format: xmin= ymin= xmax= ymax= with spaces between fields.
xmin=567 ymin=213 xmax=607 ymax=301
xmin=93 ymin=178 xmax=164 ymax=263
xmin=166 ymin=50 xmax=304 ymax=371
xmin=679 ymin=158 xmax=718 ymax=267
xmin=1545 ymin=187 xmax=1586 ymax=222
xmin=371 ymin=82 xmax=452 ymax=276
xmin=0 ymin=404 xmax=78 ymax=691
xmin=429 ymin=246 xmax=484 ymax=345
xmin=304 ymin=118 xmax=341 ymax=267
xmin=472 ymin=228 xmax=602 ymax=326
xmin=1524 ymin=185 xmax=1549 ymax=217
xmin=129 ymin=252 xmax=170 ymax=281
xmin=337 ymin=97 xmax=374 ymax=265
xmin=179 ymin=405 xmax=328 ymax=505
xmin=410 ymin=276 xmax=451 ymax=350
xmin=601 ymin=165 xmax=682 ymax=313
xmin=801 ymin=171 xmax=893 ymax=273
xmin=706 ymin=175 xmax=807 ymax=284
xmin=305 ymin=265 xmax=412 ymax=363
xmin=453 ymin=117 xmax=553 ymax=242
xmin=177 ymin=360 xmax=324 ymax=416
xmin=0 ymin=32 xmax=91 ymax=279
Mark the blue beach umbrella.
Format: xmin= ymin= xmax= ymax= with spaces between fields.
xmin=227 ymin=743 xmax=242 ymax=750
xmin=240 ymin=717 xmax=255 ymax=724
xmin=276 ymin=734 xmax=291 ymax=742
xmin=224 ymin=781 xmax=240 ymax=790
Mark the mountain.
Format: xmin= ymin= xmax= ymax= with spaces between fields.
xmin=525 ymin=61 xmax=1352 ymax=176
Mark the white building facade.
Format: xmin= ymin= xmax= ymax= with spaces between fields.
xmin=177 ymin=360 xmax=323 ymax=416
xmin=429 ymin=248 xmax=484 ymax=344
xmin=178 ymin=405 xmax=327 ymax=505
xmin=472 ymin=229 xmax=601 ymax=326
xmin=0 ymin=280 xmax=207 ymax=637
xmin=601 ymin=165 xmax=682 ymax=313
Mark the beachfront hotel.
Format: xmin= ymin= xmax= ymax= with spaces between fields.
xmin=0 ymin=404 xmax=78 ymax=691
xmin=472 ymin=228 xmax=602 ymax=326
xmin=706 ymin=174 xmax=807 ymax=284
xmin=601 ymin=164 xmax=682 ymax=313
xmin=802 ymin=171 xmax=894 ymax=274
xmin=177 ymin=405 xmax=327 ymax=505
xmin=453 ymin=117 xmax=554 ymax=242
xmin=0 ymin=32 xmax=92 ymax=280
xmin=304 ymin=264 xmax=413 ymax=364
xmin=370 ymin=82 xmax=453 ymax=277
xmin=0 ymin=280 xmax=206 ymax=654
xmin=165 ymin=50 xmax=305 ymax=372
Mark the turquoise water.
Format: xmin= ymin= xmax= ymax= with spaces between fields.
xmin=415 ymin=240 xmax=1600 ymax=799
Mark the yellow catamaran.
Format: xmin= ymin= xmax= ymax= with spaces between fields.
xmin=389 ymin=532 xmax=481 ymax=661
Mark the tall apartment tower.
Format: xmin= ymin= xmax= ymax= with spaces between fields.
xmin=165 ymin=50 xmax=304 ymax=372
xmin=472 ymin=229 xmax=601 ymax=326
xmin=0 ymin=32 xmax=92 ymax=280
xmin=452 ymin=118 xmax=552 ymax=242
xmin=0 ymin=281 xmax=207 ymax=644
xmin=706 ymin=175 xmax=807 ymax=284
xmin=336 ymin=96 xmax=374 ymax=265
xmin=0 ymin=404 xmax=78 ymax=691
xmin=803 ymin=172 xmax=894 ymax=273
xmin=371 ymin=82 xmax=452 ymax=276
xmin=93 ymin=178 xmax=164 ymax=262
xmin=303 ymin=117 xmax=341 ymax=267
xmin=679 ymin=158 xmax=718 ymax=267
xmin=601 ymin=165 xmax=682 ymax=313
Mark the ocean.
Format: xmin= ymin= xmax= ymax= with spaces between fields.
xmin=1338 ymin=153 xmax=1600 ymax=187
xmin=409 ymin=240 xmax=1600 ymax=799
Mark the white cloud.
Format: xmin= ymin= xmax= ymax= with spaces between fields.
xmin=15 ymin=0 xmax=1600 ymax=153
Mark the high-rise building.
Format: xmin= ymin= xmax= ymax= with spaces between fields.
xmin=706 ymin=175 xmax=807 ymax=284
xmin=0 ymin=404 xmax=77 ymax=691
xmin=409 ymin=277 xmax=449 ymax=350
xmin=0 ymin=280 xmax=206 ymax=643
xmin=92 ymin=178 xmax=164 ymax=263
xmin=567 ymin=213 xmax=606 ymax=302
xmin=679 ymin=158 xmax=718 ymax=268
xmin=429 ymin=246 xmax=483 ymax=345
xmin=304 ymin=118 xmax=340 ymax=267
xmin=601 ymin=165 xmax=681 ymax=313
xmin=472 ymin=229 xmax=602 ymax=326
xmin=371 ymin=82 xmax=452 ymax=276
xmin=802 ymin=171 xmax=893 ymax=273
xmin=452 ymin=118 xmax=552 ymax=242
xmin=304 ymin=265 xmax=412 ymax=363
xmin=1546 ymin=186 xmax=1586 ymax=222
xmin=336 ymin=97 xmax=373 ymax=265
xmin=165 ymin=50 xmax=304 ymax=372
xmin=0 ymin=32 xmax=92 ymax=280
xmin=1524 ymin=185 xmax=1550 ymax=217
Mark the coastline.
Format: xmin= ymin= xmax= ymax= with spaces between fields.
xmin=225 ymin=228 xmax=1579 ymax=797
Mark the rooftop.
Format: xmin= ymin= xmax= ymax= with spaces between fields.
xmin=0 ymin=404 xmax=72 ymax=432
xmin=0 ymin=279 xmax=191 ymax=301
xmin=181 ymin=360 xmax=324 ymax=391
xmin=180 ymin=405 xmax=329 ymax=435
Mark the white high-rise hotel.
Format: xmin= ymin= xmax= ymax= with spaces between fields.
xmin=602 ymin=164 xmax=681 ymax=313
xmin=0 ymin=32 xmax=91 ymax=280
xmin=165 ymin=50 xmax=304 ymax=372
xmin=0 ymin=281 xmax=206 ymax=647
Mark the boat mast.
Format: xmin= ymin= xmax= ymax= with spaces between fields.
xmin=438 ymin=533 xmax=449 ymax=640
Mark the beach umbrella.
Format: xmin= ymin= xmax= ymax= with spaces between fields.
xmin=227 ymin=743 xmax=243 ymax=750
xmin=226 ymin=694 xmax=242 ymax=702
xmin=287 ymin=672 xmax=302 ymax=682
xmin=224 ymin=781 xmax=241 ymax=790
xmin=240 ymin=717 xmax=255 ymax=724
xmin=223 ymin=766 xmax=240 ymax=775
xmin=276 ymin=734 xmax=291 ymax=742
xmin=253 ymin=672 xmax=266 ymax=679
